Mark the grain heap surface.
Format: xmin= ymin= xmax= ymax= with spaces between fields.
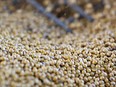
xmin=0 ymin=0 xmax=116 ymax=87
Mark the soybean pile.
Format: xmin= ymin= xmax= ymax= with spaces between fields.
xmin=0 ymin=0 xmax=116 ymax=87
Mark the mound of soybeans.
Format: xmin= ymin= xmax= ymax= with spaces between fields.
xmin=0 ymin=0 xmax=115 ymax=87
